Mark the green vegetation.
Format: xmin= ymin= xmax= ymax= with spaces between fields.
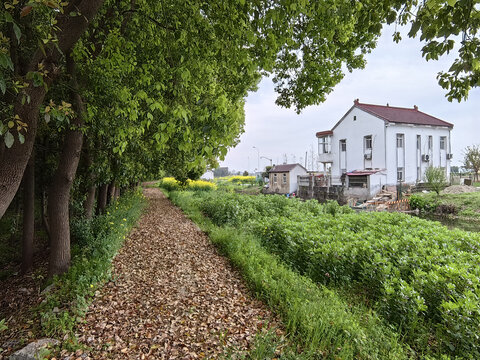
xmin=425 ymin=166 xmax=447 ymax=195
xmin=169 ymin=190 xmax=408 ymax=360
xmin=167 ymin=190 xmax=480 ymax=358
xmin=410 ymin=192 xmax=480 ymax=219
xmin=157 ymin=177 xmax=217 ymax=192
xmin=36 ymin=190 xmax=145 ymax=339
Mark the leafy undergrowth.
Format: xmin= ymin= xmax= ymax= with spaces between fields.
xmin=169 ymin=189 xmax=480 ymax=359
xmin=167 ymin=190 xmax=410 ymax=360
xmin=411 ymin=191 xmax=480 ymax=219
xmin=35 ymin=189 xmax=146 ymax=346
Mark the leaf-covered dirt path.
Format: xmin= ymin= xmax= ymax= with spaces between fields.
xmin=72 ymin=188 xmax=277 ymax=359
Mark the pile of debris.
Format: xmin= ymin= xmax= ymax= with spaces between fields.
xmin=442 ymin=185 xmax=479 ymax=194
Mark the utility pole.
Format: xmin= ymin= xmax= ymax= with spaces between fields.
xmin=253 ymin=146 xmax=260 ymax=172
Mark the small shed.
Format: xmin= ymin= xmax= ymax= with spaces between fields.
xmin=346 ymin=169 xmax=387 ymax=199
xmin=268 ymin=163 xmax=308 ymax=194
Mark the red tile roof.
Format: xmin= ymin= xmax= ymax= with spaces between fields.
xmin=316 ymin=130 xmax=333 ymax=137
xmin=354 ymin=100 xmax=453 ymax=128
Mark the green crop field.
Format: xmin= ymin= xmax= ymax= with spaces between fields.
xmin=170 ymin=190 xmax=480 ymax=359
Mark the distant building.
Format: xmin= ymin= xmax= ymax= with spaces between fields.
xmin=200 ymin=170 xmax=214 ymax=180
xmin=316 ymin=99 xmax=453 ymax=198
xmin=213 ymin=167 xmax=229 ymax=178
xmin=267 ymin=164 xmax=308 ymax=194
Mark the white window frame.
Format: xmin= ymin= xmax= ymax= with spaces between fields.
xmin=340 ymin=139 xmax=346 ymax=152
xmin=440 ymin=136 xmax=446 ymax=150
xmin=318 ymin=136 xmax=331 ymax=154
xmin=364 ymin=135 xmax=372 ymax=150
xmin=396 ymin=134 xmax=404 ymax=148
xmin=397 ymin=167 xmax=404 ymax=181
xmin=282 ymin=173 xmax=287 ymax=184
xmin=273 ymin=174 xmax=277 ymax=184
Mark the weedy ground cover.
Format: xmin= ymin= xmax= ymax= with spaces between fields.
xmin=167 ymin=190 xmax=410 ymax=360
xmin=410 ymin=191 xmax=480 ymax=219
xmin=36 ymin=190 xmax=146 ymax=341
xmin=168 ymin=190 xmax=480 ymax=359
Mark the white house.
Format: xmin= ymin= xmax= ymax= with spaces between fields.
xmin=316 ymin=99 xmax=453 ymax=197
xmin=268 ymin=164 xmax=308 ymax=194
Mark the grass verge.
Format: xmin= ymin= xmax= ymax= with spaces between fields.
xmin=35 ymin=189 xmax=146 ymax=347
xmin=166 ymin=189 xmax=410 ymax=359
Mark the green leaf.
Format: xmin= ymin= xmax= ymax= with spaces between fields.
xmin=18 ymin=133 xmax=25 ymax=144
xmin=0 ymin=78 xmax=5 ymax=94
xmin=4 ymin=131 xmax=14 ymax=148
xmin=13 ymin=23 xmax=21 ymax=42
xmin=0 ymin=123 xmax=4 ymax=135
xmin=446 ymin=0 xmax=457 ymax=6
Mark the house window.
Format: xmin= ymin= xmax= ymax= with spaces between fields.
xmin=396 ymin=134 xmax=404 ymax=148
xmin=416 ymin=135 xmax=421 ymax=150
xmin=364 ymin=135 xmax=372 ymax=150
xmin=440 ymin=136 xmax=446 ymax=150
xmin=273 ymin=174 xmax=277 ymax=183
xmin=340 ymin=139 xmax=346 ymax=152
xmin=428 ymin=135 xmax=433 ymax=150
xmin=353 ymin=116 xmax=357 ymax=121
xmin=318 ymin=136 xmax=330 ymax=154
xmin=282 ymin=173 xmax=287 ymax=184
xmin=397 ymin=167 xmax=404 ymax=181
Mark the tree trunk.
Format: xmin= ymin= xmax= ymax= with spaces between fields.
xmin=83 ymin=145 xmax=96 ymax=219
xmin=47 ymin=52 xmax=85 ymax=277
xmin=115 ymin=186 xmax=120 ymax=200
xmin=0 ymin=0 xmax=105 ymax=220
xmin=97 ymin=184 xmax=108 ymax=214
xmin=107 ymin=181 xmax=115 ymax=205
xmin=41 ymin=188 xmax=50 ymax=239
xmin=84 ymin=186 xmax=96 ymax=219
xmin=21 ymin=152 xmax=35 ymax=274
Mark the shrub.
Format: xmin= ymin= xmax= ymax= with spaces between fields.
xmin=409 ymin=194 xmax=437 ymax=212
xmin=227 ymin=175 xmax=256 ymax=184
xmin=158 ymin=177 xmax=216 ymax=192
xmin=425 ymin=166 xmax=447 ymax=195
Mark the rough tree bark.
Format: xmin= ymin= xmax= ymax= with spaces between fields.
xmin=114 ymin=186 xmax=120 ymax=200
xmin=0 ymin=0 xmax=105 ymax=219
xmin=21 ymin=152 xmax=35 ymax=274
xmin=85 ymin=186 xmax=96 ymax=219
xmin=107 ymin=181 xmax=116 ymax=205
xmin=47 ymin=52 xmax=85 ymax=277
xmin=97 ymin=183 xmax=108 ymax=215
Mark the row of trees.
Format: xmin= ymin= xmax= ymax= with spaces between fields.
xmin=1 ymin=0 xmax=479 ymax=277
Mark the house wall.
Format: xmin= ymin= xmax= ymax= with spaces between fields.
xmin=289 ymin=166 xmax=308 ymax=193
xmin=269 ymin=165 xmax=307 ymax=194
xmin=269 ymin=172 xmax=289 ymax=193
xmin=328 ymin=107 xmax=386 ymax=180
xmin=385 ymin=124 xmax=451 ymax=184
xmin=322 ymin=106 xmax=452 ymax=188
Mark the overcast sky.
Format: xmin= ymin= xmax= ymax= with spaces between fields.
xmin=219 ymin=26 xmax=479 ymax=173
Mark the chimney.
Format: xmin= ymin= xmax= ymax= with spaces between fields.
xmin=354 ymin=98 xmax=359 ymax=104
xmin=386 ymin=103 xmax=389 ymax=107
xmin=414 ymin=105 xmax=418 ymax=110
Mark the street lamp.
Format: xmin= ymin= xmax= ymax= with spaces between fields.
xmin=260 ymin=156 xmax=272 ymax=166
xmin=253 ymin=146 xmax=260 ymax=172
